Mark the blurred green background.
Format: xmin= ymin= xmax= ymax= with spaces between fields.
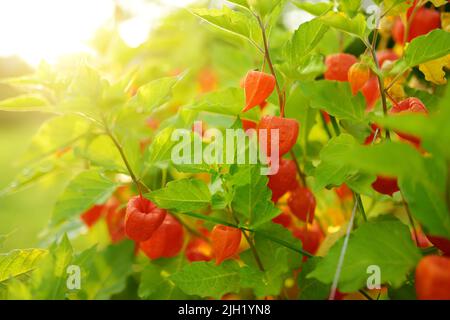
xmin=0 ymin=57 xmax=67 ymax=251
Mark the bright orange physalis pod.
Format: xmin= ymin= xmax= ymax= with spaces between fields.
xmin=242 ymin=70 xmax=275 ymax=112
xmin=211 ymin=225 xmax=242 ymax=265
xmin=415 ymin=255 xmax=450 ymax=300
xmin=348 ymin=62 xmax=371 ymax=95
xmin=258 ymin=115 xmax=299 ymax=157
xmin=124 ymin=196 xmax=167 ymax=242
xmin=140 ymin=214 xmax=184 ymax=259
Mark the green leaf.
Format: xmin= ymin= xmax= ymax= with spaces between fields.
xmin=191 ymin=7 xmax=260 ymax=45
xmin=292 ymin=1 xmax=333 ymax=16
xmin=318 ymin=11 xmax=367 ymax=39
xmin=0 ymin=249 xmax=47 ymax=284
xmin=393 ymin=30 xmax=450 ymax=72
xmin=284 ymin=19 xmax=329 ymax=68
xmin=136 ymin=75 xmax=182 ymax=111
xmin=0 ymin=94 xmax=51 ymax=112
xmin=308 ymin=217 xmax=422 ymax=292
xmin=299 ymin=81 xmax=366 ymax=121
xmin=400 ymin=157 xmax=450 ymax=239
xmin=171 ymin=260 xmax=240 ymax=299
xmin=147 ymin=127 xmax=178 ymax=164
xmin=139 ymin=256 xmax=191 ymax=300
xmin=52 ymin=170 xmax=120 ymax=225
xmin=239 ymin=266 xmax=284 ymax=297
xmin=339 ymin=0 xmax=361 ymax=17
xmin=313 ymin=134 xmax=359 ymax=192
xmin=231 ymin=166 xmax=280 ymax=227
xmin=82 ymin=241 xmax=135 ymax=300
xmin=20 ymin=114 xmax=89 ymax=164
xmin=147 ymin=179 xmax=211 ymax=212
xmin=84 ymin=135 xmax=127 ymax=173
xmin=298 ymin=257 xmax=330 ymax=300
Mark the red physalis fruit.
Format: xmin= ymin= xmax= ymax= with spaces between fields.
xmin=324 ymin=53 xmax=357 ymax=82
xmin=371 ymin=176 xmax=399 ymax=196
xmin=258 ymin=115 xmax=299 ymax=157
xmin=288 ymin=186 xmax=316 ymax=224
xmin=415 ymin=255 xmax=450 ymax=300
xmin=81 ymin=205 xmax=104 ymax=227
xmin=140 ymin=214 xmax=184 ymax=260
xmin=268 ymin=159 xmax=298 ymax=202
xmin=106 ymin=205 xmax=126 ymax=244
xmin=392 ymin=7 xmax=441 ymax=44
xmin=272 ymin=211 xmax=293 ymax=228
xmin=426 ymin=235 xmax=450 ymax=256
xmin=389 ymin=97 xmax=428 ymax=147
xmin=211 ymin=225 xmax=242 ymax=265
xmin=293 ymin=221 xmax=324 ymax=256
xmin=242 ymin=71 xmax=275 ymax=112
xmin=348 ymin=62 xmax=371 ymax=95
xmin=361 ymin=76 xmax=380 ymax=111
xmin=242 ymin=119 xmax=257 ymax=132
xmin=376 ymin=50 xmax=399 ymax=68
xmin=186 ymin=237 xmax=212 ymax=262
xmin=335 ymin=184 xmax=353 ymax=201
xmin=198 ymin=68 xmax=217 ymax=93
xmin=124 ymin=196 xmax=167 ymax=242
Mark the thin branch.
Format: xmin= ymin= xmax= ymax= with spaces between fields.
xmin=256 ymin=14 xmax=285 ymax=116
xmin=290 ymin=150 xmax=307 ymax=187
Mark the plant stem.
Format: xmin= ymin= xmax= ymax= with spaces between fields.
xmin=174 ymin=211 xmax=313 ymax=257
xmin=329 ymin=115 xmax=341 ymax=136
xmin=173 ymin=215 xmax=210 ymax=243
xmin=364 ymin=39 xmax=391 ymax=140
xmin=401 ymin=191 xmax=419 ymax=247
xmin=256 ymin=14 xmax=284 ymax=116
xmin=105 ymin=127 xmax=149 ymax=194
xmin=320 ymin=112 xmax=333 ymax=139
xmin=355 ymin=193 xmax=368 ymax=222
xmin=290 ymin=150 xmax=307 ymax=187
xmin=227 ymin=205 xmax=265 ymax=272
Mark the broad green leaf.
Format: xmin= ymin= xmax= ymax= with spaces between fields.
xmin=309 ymin=217 xmax=422 ymax=292
xmin=171 ymin=260 xmax=240 ymax=299
xmin=318 ymin=11 xmax=367 ymax=39
xmin=147 ymin=179 xmax=211 ymax=212
xmin=191 ymin=7 xmax=260 ymax=45
xmin=52 ymin=170 xmax=120 ymax=225
xmin=147 ymin=127 xmax=178 ymax=164
xmin=20 ymin=114 xmax=89 ymax=164
xmin=292 ymin=1 xmax=333 ymax=16
xmin=339 ymin=0 xmax=362 ymax=17
xmin=187 ymin=87 xmax=254 ymax=117
xmin=231 ymin=166 xmax=280 ymax=227
xmin=393 ymin=30 xmax=450 ymax=72
xmin=0 ymin=94 xmax=51 ymax=112
xmin=139 ymin=257 xmax=191 ymax=300
xmin=400 ymin=157 xmax=450 ymax=239
xmin=298 ymin=257 xmax=330 ymax=300
xmin=284 ymin=19 xmax=329 ymax=67
xmin=84 ymin=135 xmax=127 ymax=173
xmin=313 ymin=134 xmax=359 ymax=192
xmin=136 ymin=75 xmax=182 ymax=111
xmin=82 ymin=241 xmax=135 ymax=300
xmin=32 ymin=235 xmax=74 ymax=299
xmin=299 ymin=81 xmax=366 ymax=121
xmin=239 ymin=265 xmax=284 ymax=297
xmin=0 ymin=249 xmax=47 ymax=284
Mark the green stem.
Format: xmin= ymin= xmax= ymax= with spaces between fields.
xmin=290 ymin=150 xmax=307 ymax=187
xmin=401 ymin=191 xmax=419 ymax=247
xmin=256 ymin=14 xmax=284 ymax=116
xmin=329 ymin=115 xmax=341 ymax=136
xmin=320 ymin=112 xmax=333 ymax=139
xmin=355 ymin=193 xmax=368 ymax=222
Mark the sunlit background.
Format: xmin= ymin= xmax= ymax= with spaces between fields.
xmin=0 ymin=0 xmax=205 ymax=66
